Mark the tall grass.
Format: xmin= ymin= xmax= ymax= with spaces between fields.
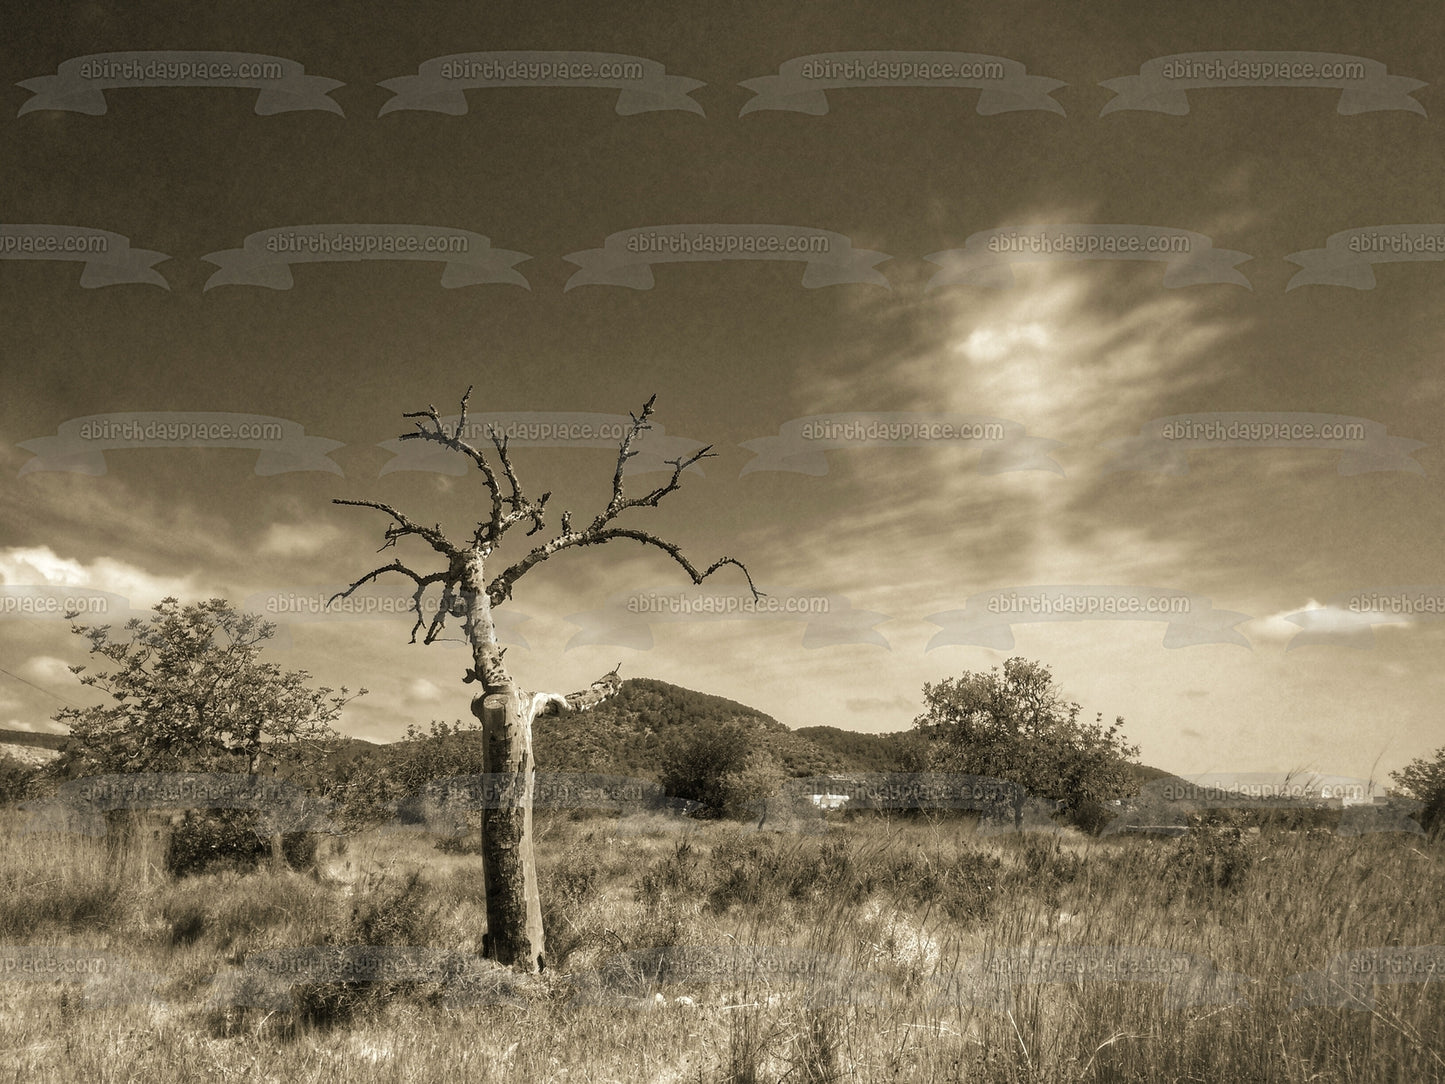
xmin=0 ymin=807 xmax=1440 ymax=1082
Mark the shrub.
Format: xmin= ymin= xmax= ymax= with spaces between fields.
xmin=164 ymin=809 xmax=318 ymax=878
xmin=0 ymin=753 xmax=35 ymax=804
xmin=165 ymin=810 xmax=269 ymax=877
xmin=719 ymin=753 xmax=786 ymax=821
xmin=706 ymin=832 xmax=792 ymax=912
xmin=1067 ymin=798 xmax=1114 ymax=836
xmin=938 ymin=849 xmax=1005 ymax=922
xmin=659 ymin=721 xmax=768 ymax=818
xmin=347 ymin=867 xmax=436 ymax=945
xmin=544 ymin=839 xmax=604 ymax=915
xmin=1162 ymin=824 xmax=1257 ymax=903
xmin=635 ymin=837 xmax=707 ymax=905
xmin=1392 ymin=746 xmax=1445 ymax=838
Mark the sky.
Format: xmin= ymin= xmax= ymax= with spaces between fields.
xmin=2 ymin=0 xmax=1442 ymax=786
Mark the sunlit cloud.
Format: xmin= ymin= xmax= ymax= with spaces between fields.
xmin=0 ymin=544 xmax=200 ymax=605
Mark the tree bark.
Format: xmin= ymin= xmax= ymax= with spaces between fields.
xmin=474 ymin=687 xmax=545 ymax=971
xmin=460 ymin=553 xmax=547 ymax=972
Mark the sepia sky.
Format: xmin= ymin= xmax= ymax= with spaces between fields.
xmin=2 ymin=0 xmax=1442 ymax=785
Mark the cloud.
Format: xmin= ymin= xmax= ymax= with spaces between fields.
xmin=1246 ymin=598 xmax=1424 ymax=646
xmin=0 ymin=545 xmax=199 ymax=606
xmin=1246 ymin=601 xmax=1323 ymax=642
xmin=406 ymin=678 xmax=445 ymax=703
xmin=843 ymin=694 xmax=916 ymax=716
xmin=257 ymin=523 xmax=340 ymax=558
xmin=19 ymin=656 xmax=74 ymax=685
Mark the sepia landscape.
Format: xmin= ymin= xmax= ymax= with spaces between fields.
xmin=4 ymin=0 xmax=1445 ymax=1080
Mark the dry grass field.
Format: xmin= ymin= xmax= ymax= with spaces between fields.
xmin=0 ymin=808 xmax=1441 ymax=1083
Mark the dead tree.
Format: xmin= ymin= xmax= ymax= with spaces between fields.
xmin=331 ymin=389 xmax=759 ymax=972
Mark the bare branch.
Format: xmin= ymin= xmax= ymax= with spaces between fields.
xmin=396 ymin=387 xmax=507 ymax=543
xmin=532 ymin=664 xmax=625 ymax=716
xmin=606 ymin=445 xmax=717 ymax=521
xmin=589 ymin=530 xmax=762 ymax=599
xmin=482 ymin=396 xmax=760 ymax=605
xmin=604 ymin=394 xmax=657 ymax=519
xmin=488 ymin=525 xmax=760 ymax=604
xmin=328 ymin=561 xmax=448 ymax=644
xmin=331 ymin=499 xmax=456 ymax=558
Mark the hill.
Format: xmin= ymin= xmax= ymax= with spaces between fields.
xmin=792 ymin=726 xmax=920 ymax=772
xmin=5 ymin=680 xmax=1174 ymax=798
xmin=0 ymin=728 xmax=67 ymax=750
xmin=0 ymin=728 xmax=65 ymax=768
xmin=532 ymin=677 xmax=841 ymax=779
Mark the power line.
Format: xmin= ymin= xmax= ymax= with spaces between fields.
xmin=0 ymin=664 xmax=81 ymax=708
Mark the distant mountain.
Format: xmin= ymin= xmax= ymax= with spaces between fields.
xmin=793 ymin=726 xmax=920 ymax=773
xmin=0 ymin=728 xmax=64 ymax=767
xmin=532 ymin=677 xmax=842 ymax=779
xmin=1126 ymin=763 xmax=1184 ymax=787
xmin=0 ymin=728 xmax=66 ymax=750
xmin=5 ymin=682 xmax=1174 ymax=797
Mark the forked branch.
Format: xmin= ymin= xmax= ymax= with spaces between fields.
xmin=334 ymin=390 xmax=762 ymax=646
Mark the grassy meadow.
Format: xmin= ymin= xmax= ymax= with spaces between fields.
xmin=0 ymin=807 xmax=1441 ymax=1083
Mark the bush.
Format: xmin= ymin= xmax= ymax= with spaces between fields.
xmin=1162 ymin=824 xmax=1257 ymax=903
xmin=635 ymin=837 xmax=707 ymax=904
xmin=1067 ymin=798 xmax=1114 ymax=836
xmin=659 ymin=721 xmax=768 ymax=819
xmin=706 ymin=833 xmax=792 ymax=912
xmin=0 ymin=754 xmax=34 ymax=804
xmin=164 ymin=810 xmax=318 ymax=878
xmin=1392 ymin=746 xmax=1445 ymax=838
xmin=719 ymin=753 xmax=786 ymax=821
xmin=544 ymin=839 xmax=604 ymax=915
xmin=347 ymin=867 xmax=437 ymax=945
xmin=936 ymin=849 xmax=1005 ymax=923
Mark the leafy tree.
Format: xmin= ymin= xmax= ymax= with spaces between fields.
xmin=54 ymin=597 xmax=363 ymax=779
xmin=719 ymin=751 xmax=786 ymax=820
xmin=1391 ymin=746 xmax=1445 ymax=838
xmin=912 ymin=657 xmax=1140 ymax=830
xmin=51 ymin=597 xmax=365 ymax=872
xmin=659 ymin=720 xmax=755 ymax=818
xmin=329 ymin=720 xmax=485 ymax=828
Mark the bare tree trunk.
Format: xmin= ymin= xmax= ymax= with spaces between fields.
xmin=251 ymin=751 xmax=287 ymax=872
xmin=474 ymin=687 xmax=545 ymax=971
xmin=463 ymin=556 xmax=547 ymax=972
